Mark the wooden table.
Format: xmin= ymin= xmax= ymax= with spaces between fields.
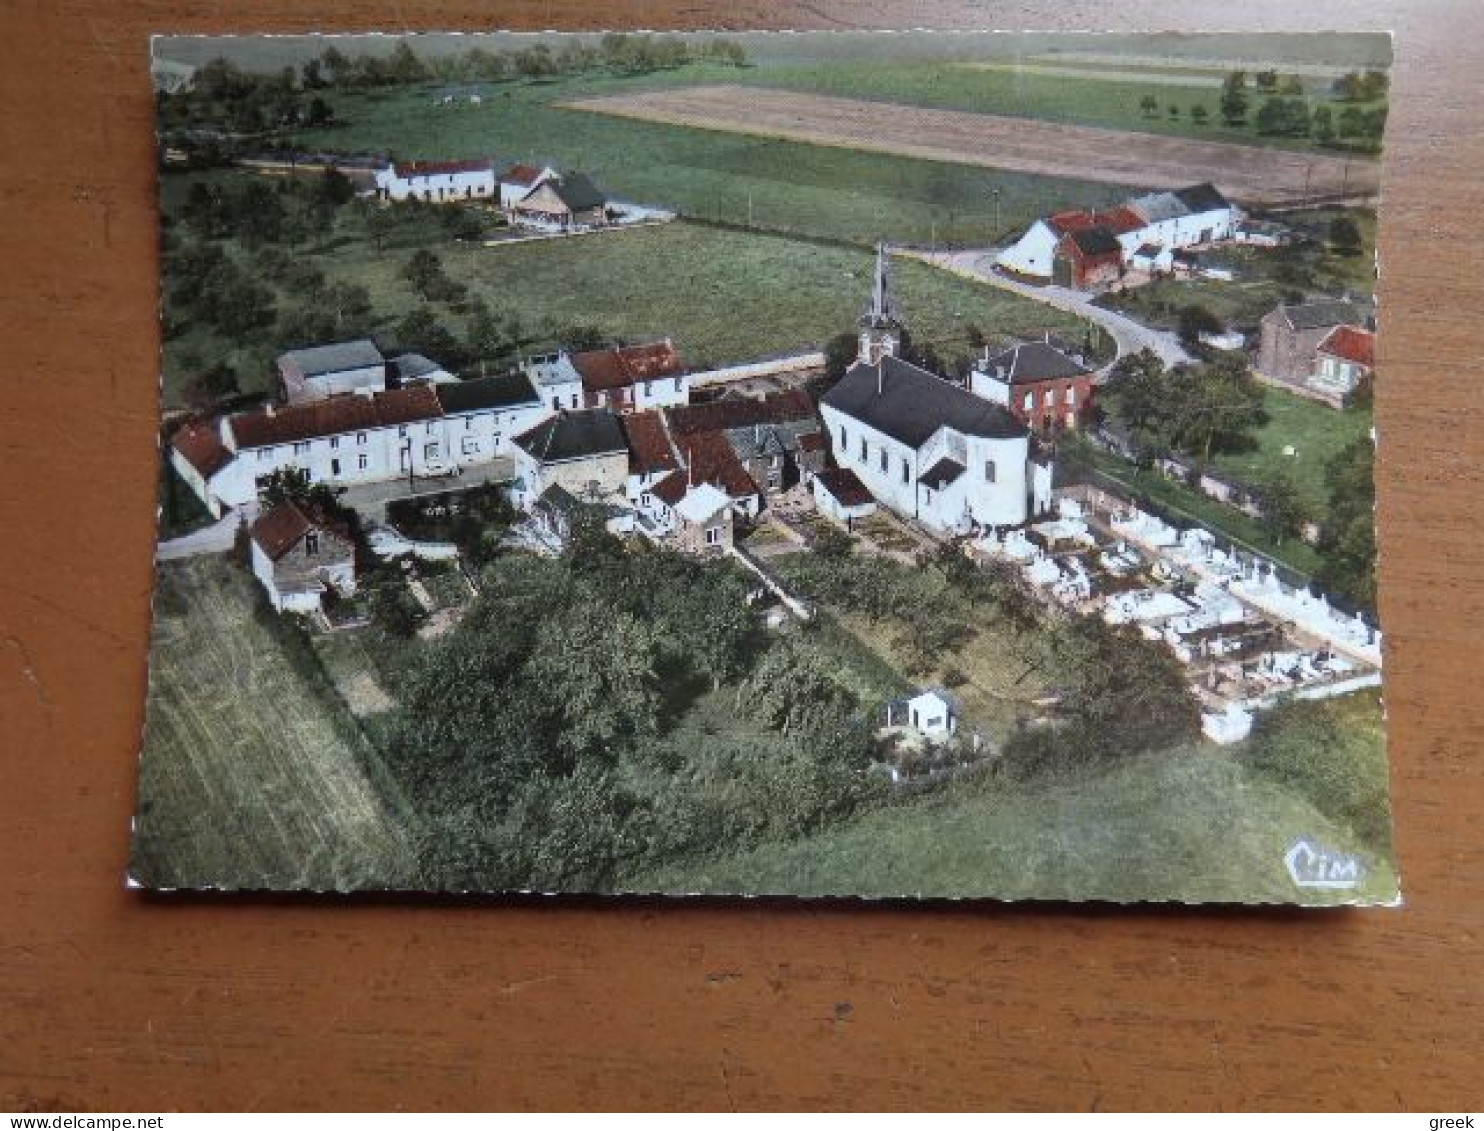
xmin=2 ymin=0 xmax=1480 ymax=1111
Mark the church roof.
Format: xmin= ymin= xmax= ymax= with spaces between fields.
xmin=823 ymin=355 xmax=1028 ymax=450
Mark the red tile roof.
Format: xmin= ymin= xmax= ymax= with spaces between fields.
xmin=249 ymin=501 xmax=351 ymax=562
xmin=170 ymin=418 xmax=233 ymax=479
xmin=500 ymin=163 xmax=548 ymax=187
xmin=674 ymin=431 xmax=758 ymax=500
xmin=814 ymin=467 xmax=874 ymax=507
xmin=571 ymin=341 xmax=687 ymax=394
xmin=621 ymin=410 xmax=680 ymax=476
xmin=393 ymin=158 xmax=493 ymax=178
xmin=1048 ymin=205 xmax=1144 ymax=237
xmin=797 ymin=431 xmax=827 ymax=453
xmin=667 ymin=389 xmax=815 ymax=436
xmin=1317 ymin=325 xmax=1375 ymax=369
xmin=230 ymin=387 xmax=443 ymax=449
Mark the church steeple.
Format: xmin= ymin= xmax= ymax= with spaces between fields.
xmin=859 ymin=241 xmax=902 ymax=366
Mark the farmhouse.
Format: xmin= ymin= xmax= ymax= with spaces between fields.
xmin=276 ymin=339 xmax=388 ymax=404
xmin=374 ymin=158 xmax=497 ymax=203
xmin=434 ymin=372 xmax=546 ymax=464
xmin=971 ymin=339 xmax=1097 ymax=434
xmin=497 ymin=163 xmax=557 ymax=209
xmin=1308 ymin=324 xmax=1375 ymax=406
xmin=512 ymin=408 xmax=630 ymax=505
xmin=812 ymin=467 xmax=877 ymax=525
xmin=167 ymin=418 xmax=237 ymax=518
xmin=249 ymin=501 xmax=356 ymax=614
xmin=820 ymin=247 xmax=1052 ymax=534
xmin=997 ymin=183 xmax=1240 ymax=285
xmin=573 ymin=340 xmax=691 ymax=413
xmin=512 ymin=172 xmax=607 ymax=230
xmin=1256 ymin=298 xmax=1366 ymax=386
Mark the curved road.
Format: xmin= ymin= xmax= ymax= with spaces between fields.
xmin=903 ymin=248 xmax=1192 ymax=369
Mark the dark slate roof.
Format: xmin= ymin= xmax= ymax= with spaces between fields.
xmin=981 ymin=341 xmax=1091 ymax=386
xmin=550 ymin=172 xmax=605 ymax=211
xmin=1174 ymin=182 xmax=1231 ymax=214
xmin=1065 ymin=226 xmax=1122 ymax=258
xmin=920 ymin=457 xmax=966 ymax=490
xmin=435 ymin=372 xmax=540 ymax=414
xmin=390 ymin=352 xmax=446 ymax=382
xmin=514 ymin=408 xmax=627 ymax=463
xmin=1280 ymin=300 xmax=1361 ymax=331
xmin=823 ymin=355 xmax=1028 ymax=449
xmin=814 ymin=467 xmax=874 ymax=507
xmin=277 ymin=339 xmax=383 ymax=377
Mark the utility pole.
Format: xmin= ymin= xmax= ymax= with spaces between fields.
xmin=747 ymin=191 xmax=754 ymax=228
xmin=992 ymin=187 xmax=1002 ymax=238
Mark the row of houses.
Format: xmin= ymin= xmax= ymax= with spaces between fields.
xmin=997 ymin=182 xmax=1242 ymax=289
xmin=371 ymin=159 xmax=609 ymax=229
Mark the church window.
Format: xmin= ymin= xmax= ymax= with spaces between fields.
xmin=985 ymin=460 xmax=997 ymax=483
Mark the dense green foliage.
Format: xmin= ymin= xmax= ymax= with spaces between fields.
xmin=383 ymin=529 xmax=883 ymax=890
xmin=1315 ymin=436 xmax=1378 ymax=608
xmin=1102 ymin=350 xmax=1266 ymax=463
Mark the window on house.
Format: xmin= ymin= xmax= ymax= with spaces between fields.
xmin=879 ymin=449 xmax=888 ymax=473
xmin=925 ymin=487 xmax=934 ymax=505
xmin=462 ymin=437 xmax=478 ymax=456
xmin=305 ymin=532 xmax=319 ymax=556
xmin=257 ymin=449 xmax=273 ymax=462
xmin=570 ymin=393 xmax=579 ymax=408
xmin=859 ymin=437 xmax=867 ymax=461
xmin=1023 ymin=392 xmax=1033 ymax=412
xmin=293 ymin=441 xmax=310 ymax=455
xmin=1065 ymin=386 xmax=1076 ymax=404
xmin=464 ymin=417 xmax=472 ymax=430
xmin=552 ymin=396 xmax=561 ymax=411
xmin=985 ymin=460 xmax=997 ymax=483
xmin=357 ymin=432 xmax=367 ymax=445
xmin=358 ymin=454 xmax=369 ymax=470
xmin=424 ymin=443 xmax=439 ymax=460
xmin=641 ymin=491 xmax=652 ymax=507
xmin=399 ymin=425 xmax=408 ymax=438
xmin=705 ymin=526 xmax=722 ymax=546
xmin=902 ymin=458 xmax=910 ymax=484
xmin=426 ymin=422 xmax=436 ymax=435
xmin=331 ymin=458 xmax=341 ymax=476
xmin=673 ymin=377 xmax=682 ymax=391
xmin=839 ymin=425 xmax=847 ymax=449
xmin=330 ymin=437 xmax=340 ymax=450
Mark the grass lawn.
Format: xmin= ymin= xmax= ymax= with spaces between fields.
xmin=159 ymin=206 xmax=1094 ymax=404
xmin=1208 ymin=387 xmax=1373 ymax=512
xmin=630 ymin=713 xmax=1398 ymax=904
xmin=132 ymin=556 xmax=417 ymax=890
xmin=294 ymin=66 xmax=1139 ymax=247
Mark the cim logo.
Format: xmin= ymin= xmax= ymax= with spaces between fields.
xmin=1284 ymin=838 xmax=1366 ymax=890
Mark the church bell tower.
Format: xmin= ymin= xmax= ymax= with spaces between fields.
xmin=859 ymin=241 xmax=902 ymax=366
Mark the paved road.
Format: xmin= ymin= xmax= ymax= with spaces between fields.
xmin=903 ymin=249 xmax=1192 ymax=369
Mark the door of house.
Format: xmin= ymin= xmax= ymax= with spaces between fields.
xmin=400 ymin=449 xmax=410 ymax=472
xmin=331 ymin=458 xmax=341 ymax=476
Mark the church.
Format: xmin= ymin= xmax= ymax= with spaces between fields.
xmin=818 ymin=245 xmax=1054 ymax=535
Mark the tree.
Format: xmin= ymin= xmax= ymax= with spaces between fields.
xmin=821 ymin=332 xmax=860 ymax=387
xmin=1220 ymin=70 xmax=1250 ymax=125
xmin=387 ymin=41 xmax=429 ymax=85
xmin=1255 ymin=69 xmax=1278 ymax=93
xmin=1167 ymin=103 xmax=1181 ymax=119
xmin=1255 ymin=97 xmax=1311 ymax=138
xmin=1166 ymin=356 xmax=1265 ymax=462
xmin=1177 ymin=303 xmax=1224 ymax=350
xmin=1312 ymin=104 xmax=1336 ymax=146
xmin=1250 ymin=466 xmax=1312 ymax=544
xmin=396 ymin=306 xmax=466 ymax=365
xmin=181 ymin=361 xmax=239 ymax=411
xmin=403 ymin=248 xmax=445 ymax=296
xmin=1329 ymin=215 xmax=1364 ymax=257
xmin=1316 ymin=437 xmax=1377 ymax=608
xmin=1100 ymin=348 xmax=1168 ymax=455
xmin=231 ymin=180 xmax=287 ymax=246
xmin=1139 ymin=94 xmax=1159 ymax=118
xmin=1190 ymin=104 xmax=1209 ymax=126
xmin=255 ymin=466 xmax=340 ymax=511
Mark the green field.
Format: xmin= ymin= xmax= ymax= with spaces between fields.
xmin=160 ymin=202 xmax=1096 ymax=404
xmin=293 ymin=66 xmax=1138 ymax=247
xmin=1209 ymin=387 xmax=1373 ymax=512
xmin=631 ymin=701 xmax=1397 ymax=904
xmin=132 ymin=556 xmax=416 ymax=890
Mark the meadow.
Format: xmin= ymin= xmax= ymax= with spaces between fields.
xmin=632 ymin=695 xmax=1396 ymax=904
xmin=132 ymin=556 xmax=417 ymax=890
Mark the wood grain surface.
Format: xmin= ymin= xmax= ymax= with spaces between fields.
xmin=2 ymin=0 xmax=1481 ymax=1112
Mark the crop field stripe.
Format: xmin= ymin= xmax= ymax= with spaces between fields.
xmin=562 ymin=85 xmax=1381 ymax=205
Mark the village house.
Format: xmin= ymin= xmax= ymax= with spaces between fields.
xmin=971 ymin=339 xmax=1097 ymax=434
xmin=167 ymin=418 xmax=237 ymax=519
xmin=276 ymin=339 xmax=389 ymax=404
xmin=497 ymin=163 xmax=557 ymax=209
xmin=374 ymin=158 xmax=497 ymax=203
xmin=666 ymin=389 xmax=825 ymax=507
xmin=811 ymin=467 xmax=877 ymax=526
xmin=820 ymin=247 xmax=1053 ymax=534
xmin=511 ymin=408 xmax=630 ymax=506
xmin=620 ymin=410 xmax=684 ymax=531
xmin=512 ymin=172 xmax=607 ymax=230
xmin=997 ymin=183 xmax=1240 ymax=286
xmin=661 ymin=480 xmax=734 ymax=557
xmin=572 ymin=340 xmax=692 ymax=414
xmin=433 ymin=371 xmax=547 ymax=465
xmin=519 ymin=350 xmax=587 ymax=413
xmin=248 ymin=500 xmax=357 ymax=614
xmin=1308 ymin=324 xmax=1376 ymax=406
xmin=1256 ymin=298 xmax=1368 ymax=386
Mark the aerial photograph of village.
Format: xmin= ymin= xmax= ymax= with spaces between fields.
xmin=134 ymin=30 xmax=1396 ymax=903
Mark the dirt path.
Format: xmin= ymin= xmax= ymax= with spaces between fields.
xmin=563 ymin=85 xmax=1380 ymax=206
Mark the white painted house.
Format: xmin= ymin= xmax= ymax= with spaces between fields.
xmin=820 ymin=247 xmax=1052 ymax=535
xmin=497 ymin=163 xmax=558 ymax=209
xmin=374 ymin=158 xmax=497 ymax=203
xmin=520 ymin=351 xmax=586 ymax=413
xmin=906 ymin=689 xmax=958 ymax=736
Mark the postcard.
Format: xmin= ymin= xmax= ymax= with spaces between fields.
xmin=135 ymin=30 xmax=1396 ymax=902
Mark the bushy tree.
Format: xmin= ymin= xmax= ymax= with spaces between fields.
xmin=1220 ymin=70 xmax=1250 ymax=125
xmin=1315 ymin=436 xmax=1377 ymax=608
